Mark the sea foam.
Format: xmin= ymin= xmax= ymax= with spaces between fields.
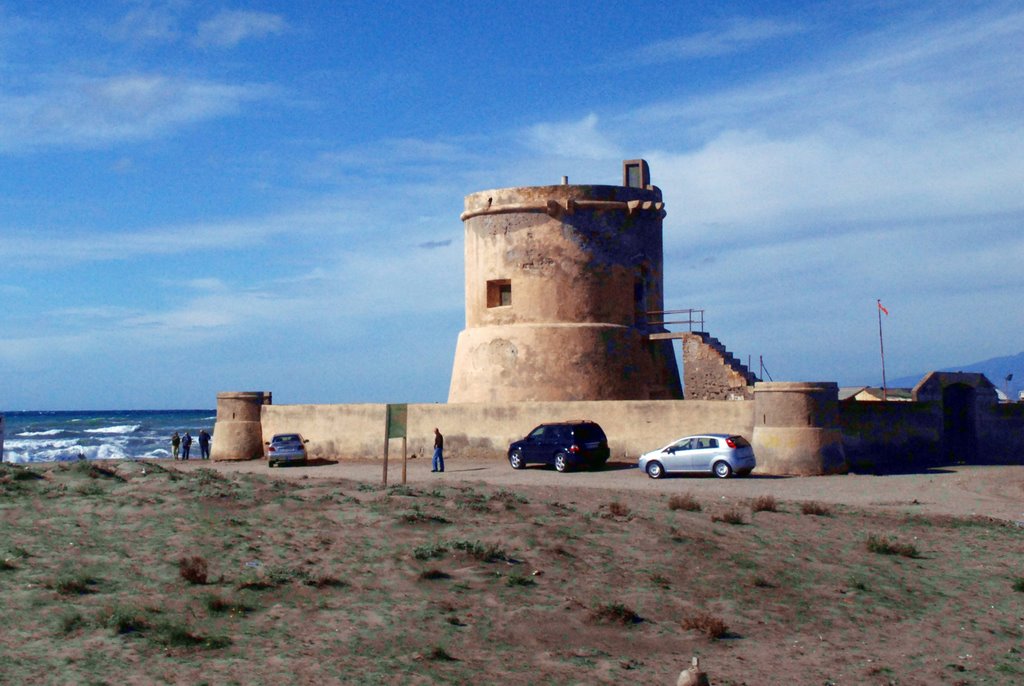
xmin=84 ymin=424 xmax=141 ymax=435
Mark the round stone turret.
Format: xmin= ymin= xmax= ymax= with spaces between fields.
xmin=448 ymin=162 xmax=682 ymax=402
xmin=751 ymin=382 xmax=847 ymax=475
xmin=211 ymin=391 xmax=271 ymax=461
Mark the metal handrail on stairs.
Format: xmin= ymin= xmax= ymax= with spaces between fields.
xmin=645 ymin=308 xmax=705 ymax=332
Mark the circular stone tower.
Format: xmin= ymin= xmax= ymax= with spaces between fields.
xmin=751 ymin=382 xmax=848 ymax=475
xmin=211 ymin=391 xmax=271 ymax=461
xmin=448 ymin=161 xmax=682 ymax=403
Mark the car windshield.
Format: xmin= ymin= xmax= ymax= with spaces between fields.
xmin=273 ymin=434 xmax=301 ymax=443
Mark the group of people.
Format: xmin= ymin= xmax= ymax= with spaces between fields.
xmin=171 ymin=429 xmax=211 ymax=460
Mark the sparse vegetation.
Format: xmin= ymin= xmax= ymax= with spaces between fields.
xmin=427 ymin=646 xmax=456 ymax=661
xmin=711 ymin=508 xmax=745 ymax=525
xmin=0 ymin=458 xmax=1020 ymax=684
xmin=58 ymin=611 xmax=87 ymax=635
xmin=203 ymin=593 xmax=253 ymax=614
xmin=178 ymin=555 xmax=209 ymax=585
xmin=668 ymin=492 xmax=702 ymax=512
xmin=650 ymin=573 xmax=671 ymax=589
xmin=418 ymin=569 xmax=450 ymax=581
xmin=607 ymin=501 xmax=631 ymax=517
xmin=505 ymin=573 xmax=536 ymax=587
xmin=801 ymin=501 xmax=833 ymax=516
xmin=102 ymin=605 xmax=149 ymax=635
xmin=398 ymin=509 xmax=450 ymax=524
xmin=866 ymin=534 xmax=921 ymax=558
xmin=751 ymin=494 xmax=778 ymax=512
xmin=681 ymin=611 xmax=729 ymax=639
xmin=590 ymin=602 xmax=641 ymax=625
xmin=51 ymin=572 xmax=98 ymax=596
xmin=450 ymin=539 xmax=508 ymax=562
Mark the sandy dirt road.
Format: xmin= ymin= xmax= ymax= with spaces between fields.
xmin=177 ymin=457 xmax=1024 ymax=523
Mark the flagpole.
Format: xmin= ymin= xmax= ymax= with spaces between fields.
xmin=877 ymin=299 xmax=888 ymax=401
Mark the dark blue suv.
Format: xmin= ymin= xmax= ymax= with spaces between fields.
xmin=507 ymin=421 xmax=610 ymax=472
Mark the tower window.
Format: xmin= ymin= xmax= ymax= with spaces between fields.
xmin=487 ymin=279 xmax=512 ymax=307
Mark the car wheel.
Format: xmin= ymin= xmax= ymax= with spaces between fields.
xmin=713 ymin=461 xmax=732 ymax=478
xmin=269 ymin=460 xmax=276 ymax=468
xmin=646 ymin=461 xmax=665 ymax=479
xmin=509 ymin=449 xmax=525 ymax=469
xmin=554 ymin=452 xmax=569 ymax=473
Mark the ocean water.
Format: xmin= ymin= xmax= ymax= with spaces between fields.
xmin=1 ymin=410 xmax=215 ymax=464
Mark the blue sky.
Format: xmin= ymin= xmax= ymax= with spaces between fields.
xmin=1 ymin=1 xmax=1022 ymax=410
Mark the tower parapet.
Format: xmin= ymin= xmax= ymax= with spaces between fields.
xmin=448 ymin=162 xmax=682 ymax=403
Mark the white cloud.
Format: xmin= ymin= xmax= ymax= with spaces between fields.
xmin=105 ymin=3 xmax=182 ymax=45
xmin=195 ymin=10 xmax=287 ymax=48
xmin=634 ymin=17 xmax=806 ymax=63
xmin=0 ymin=74 xmax=271 ymax=151
xmin=524 ymin=113 xmax=620 ymax=160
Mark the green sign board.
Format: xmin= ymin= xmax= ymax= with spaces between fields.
xmin=386 ymin=404 xmax=408 ymax=439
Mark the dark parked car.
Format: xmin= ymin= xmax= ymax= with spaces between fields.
xmin=265 ymin=433 xmax=309 ymax=467
xmin=508 ymin=421 xmax=610 ymax=472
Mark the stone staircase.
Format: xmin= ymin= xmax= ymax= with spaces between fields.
xmin=680 ymin=332 xmax=758 ymax=400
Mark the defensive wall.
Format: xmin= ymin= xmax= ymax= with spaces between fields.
xmin=258 ymin=398 xmax=754 ymax=465
xmin=212 ymin=373 xmax=1024 ymax=475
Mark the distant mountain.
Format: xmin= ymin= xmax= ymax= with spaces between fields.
xmin=888 ymin=351 xmax=1024 ymax=399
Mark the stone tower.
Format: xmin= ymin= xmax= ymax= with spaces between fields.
xmin=448 ymin=160 xmax=682 ymax=403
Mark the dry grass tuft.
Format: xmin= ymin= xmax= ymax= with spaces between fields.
xmin=608 ymin=501 xmax=631 ymax=517
xmin=711 ymin=508 xmax=745 ymax=525
xmin=590 ymin=602 xmax=642 ymax=625
xmin=681 ymin=611 xmax=729 ymax=639
xmin=418 ymin=569 xmax=451 ymax=581
xmin=178 ymin=556 xmax=209 ymax=585
xmin=866 ymin=534 xmax=920 ymax=558
xmin=801 ymin=501 xmax=832 ymax=516
xmin=751 ymin=495 xmax=778 ymax=513
xmin=426 ymin=646 xmax=457 ymax=661
xmin=668 ymin=493 xmax=702 ymax=512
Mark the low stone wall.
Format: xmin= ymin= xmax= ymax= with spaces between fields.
xmin=261 ymin=399 xmax=756 ymax=462
xmin=838 ymin=401 xmax=942 ymax=471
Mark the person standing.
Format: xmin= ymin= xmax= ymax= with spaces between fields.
xmin=198 ymin=429 xmax=211 ymax=460
xmin=182 ymin=432 xmax=193 ymax=460
xmin=431 ymin=427 xmax=444 ymax=473
xmin=171 ymin=432 xmax=181 ymax=460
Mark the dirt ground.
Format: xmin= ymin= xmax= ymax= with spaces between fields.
xmin=2 ymin=457 xmax=1023 ymax=686
xmin=193 ymin=456 xmax=1024 ymax=524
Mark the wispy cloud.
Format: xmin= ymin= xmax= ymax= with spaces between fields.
xmin=105 ymin=3 xmax=182 ymax=45
xmin=524 ymin=113 xmax=620 ymax=160
xmin=634 ymin=17 xmax=806 ymax=64
xmin=0 ymin=74 xmax=271 ymax=151
xmin=195 ymin=10 xmax=287 ymax=48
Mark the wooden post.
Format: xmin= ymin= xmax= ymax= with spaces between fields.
xmin=382 ymin=408 xmax=390 ymax=487
xmin=401 ymin=437 xmax=407 ymax=484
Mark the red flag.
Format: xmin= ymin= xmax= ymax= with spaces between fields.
xmin=877 ymin=300 xmax=889 ymax=315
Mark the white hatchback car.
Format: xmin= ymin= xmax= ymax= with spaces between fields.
xmin=638 ymin=434 xmax=755 ymax=479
